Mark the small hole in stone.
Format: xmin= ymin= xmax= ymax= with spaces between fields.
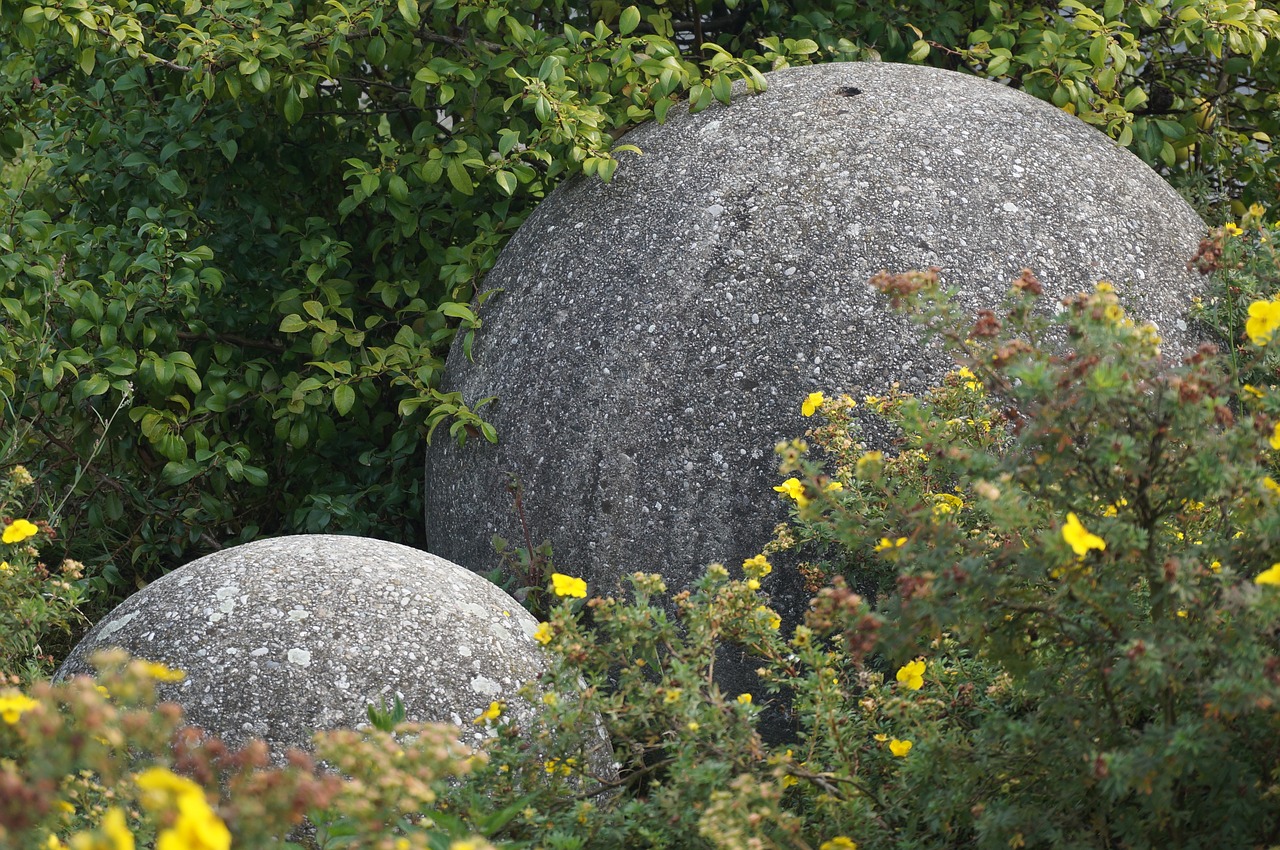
xmin=838 ymin=86 xmax=862 ymax=97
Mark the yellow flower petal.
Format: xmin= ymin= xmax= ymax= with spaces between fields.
xmin=801 ymin=391 xmax=825 ymax=417
xmin=0 ymin=691 xmax=39 ymax=724
xmin=1 ymin=519 xmax=39 ymax=544
xmin=895 ymin=658 xmax=926 ymax=690
xmin=1061 ymin=512 xmax=1106 ymax=557
xmin=533 ymin=622 xmax=553 ymax=645
xmin=1255 ymin=563 xmax=1280 ymax=586
xmin=889 ymin=739 xmax=913 ymax=757
xmin=550 ymin=573 xmax=587 ymax=598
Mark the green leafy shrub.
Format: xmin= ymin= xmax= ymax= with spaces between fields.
xmin=0 ymin=465 xmax=87 ymax=683
xmin=0 ymin=0 xmax=768 ymax=593
xmin=5 ymin=0 xmax=1280 ymax=611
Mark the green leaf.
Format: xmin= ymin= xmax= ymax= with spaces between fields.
xmin=284 ymin=88 xmax=303 ymax=124
xmin=495 ymin=170 xmax=517 ymax=196
xmin=1103 ymin=0 xmax=1123 ymax=19
xmin=909 ymin=39 xmax=930 ymax=62
xmin=333 ymin=384 xmax=355 ymax=415
xmin=447 ymin=158 xmax=474 ymax=195
xmin=279 ymin=314 xmax=308 ymax=333
xmin=711 ymin=73 xmax=732 ymax=105
xmin=618 ymin=5 xmax=640 ymax=35
xmin=388 ymin=174 xmax=409 ymax=202
xmin=397 ymin=0 xmax=421 ymax=27
xmin=156 ymin=170 xmax=187 ymax=197
xmin=1123 ymin=86 xmax=1148 ymax=111
xmin=79 ymin=47 xmax=95 ymax=75
xmin=162 ymin=460 xmax=201 ymax=486
xmin=218 ymin=139 xmax=238 ymax=162
xmin=439 ymin=301 xmax=477 ymax=322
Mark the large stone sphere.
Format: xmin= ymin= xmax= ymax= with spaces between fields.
xmin=56 ymin=535 xmax=611 ymax=770
xmin=424 ymin=61 xmax=1207 ymax=627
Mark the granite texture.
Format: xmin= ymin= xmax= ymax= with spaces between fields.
xmin=56 ymin=535 xmax=613 ymax=772
xmin=424 ymin=61 xmax=1208 ymax=661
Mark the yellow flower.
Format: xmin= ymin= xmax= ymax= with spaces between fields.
xmin=1061 ymin=513 xmax=1105 ymax=557
xmin=737 ymin=693 xmax=752 ymax=704
xmin=747 ymin=578 xmax=760 ymax=590
xmin=0 ymin=561 xmax=10 ymax=572
xmin=101 ymin=808 xmax=135 ymax=850
xmin=773 ymin=477 xmax=810 ymax=508
xmin=873 ymin=536 xmax=907 ymax=552
xmin=1225 ymin=222 xmax=1244 ymax=236
xmin=136 ymin=661 xmax=185 ymax=682
xmin=1271 ymin=423 xmax=1280 ymax=450
xmin=533 ymin=623 xmax=553 ymax=645
xmin=663 ymin=688 xmax=682 ymax=704
xmin=895 ymin=658 xmax=926 ymax=690
xmin=820 ymin=839 xmax=858 ymax=850
xmin=1210 ymin=560 xmax=1222 ymax=573
xmin=541 ymin=692 xmax=558 ymax=707
xmin=0 ymin=690 xmax=39 ymax=724
xmin=135 ymin=767 xmax=206 ymax=810
xmin=45 ymin=834 xmax=68 ymax=850
xmin=1246 ymin=298 xmax=1280 ymax=346
xmin=473 ymin=701 xmax=503 ymax=724
xmin=2 ymin=518 xmax=38 ymax=544
xmin=543 ymin=757 xmax=576 ymax=776
xmin=550 ymin=573 xmax=587 ymax=598
xmin=872 ymin=733 xmax=888 ymax=742
xmin=743 ymin=554 xmax=772 ymax=577
xmin=1267 ymin=477 xmax=1280 ymax=495
xmin=889 ymin=739 xmax=913 ymax=757
xmin=856 ymin=450 xmax=883 ymax=470
xmin=756 ymin=606 xmax=781 ymax=630
xmin=156 ymin=794 xmax=229 ymax=850
xmin=931 ymin=493 xmax=963 ymax=516
xmin=802 ymin=391 xmax=825 ymax=416
xmin=955 ymin=366 xmax=981 ymax=391
xmin=1256 ymin=563 xmax=1280 ymax=586
xmin=825 ymin=480 xmax=844 ymax=492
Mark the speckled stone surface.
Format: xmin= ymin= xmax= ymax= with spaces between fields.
xmin=56 ymin=535 xmax=611 ymax=769
xmin=424 ymin=62 xmax=1208 ymax=636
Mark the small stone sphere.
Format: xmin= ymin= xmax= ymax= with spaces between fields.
xmin=56 ymin=535 xmax=610 ymax=770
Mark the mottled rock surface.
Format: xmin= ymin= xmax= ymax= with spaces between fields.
xmin=424 ymin=61 xmax=1207 ymax=641
xmin=57 ymin=535 xmax=611 ymax=770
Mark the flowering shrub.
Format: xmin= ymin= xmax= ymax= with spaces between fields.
xmin=0 ymin=465 xmax=85 ymax=683
xmin=9 ymin=271 xmax=1280 ymax=848
xmin=760 ymin=271 xmax=1280 ymax=847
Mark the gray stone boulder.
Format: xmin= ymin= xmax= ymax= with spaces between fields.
xmin=56 ymin=535 xmax=612 ymax=772
xmin=424 ymin=61 xmax=1207 ymax=638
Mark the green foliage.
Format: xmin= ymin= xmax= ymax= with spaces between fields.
xmin=0 ymin=465 xmax=86 ymax=683
xmin=8 ymin=274 xmax=1280 ymax=847
xmin=3 ymin=0 xmax=1279 ymax=603
xmin=0 ymin=0 xmax=765 ymax=591
xmin=760 ymin=272 xmax=1280 ymax=848
xmin=0 ymin=651 xmax=497 ymax=849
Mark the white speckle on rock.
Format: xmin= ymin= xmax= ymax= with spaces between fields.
xmin=96 ymin=612 xmax=138 ymax=640
xmin=287 ymin=609 xmax=309 ymax=622
xmin=471 ymin=675 xmax=501 ymax=696
xmin=1002 ymin=202 xmax=1019 ymax=213
xmin=286 ymin=648 xmax=311 ymax=667
xmin=251 ymin=647 xmax=268 ymax=657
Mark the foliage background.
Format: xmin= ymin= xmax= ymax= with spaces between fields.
xmin=2 ymin=0 xmax=1279 ymax=617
